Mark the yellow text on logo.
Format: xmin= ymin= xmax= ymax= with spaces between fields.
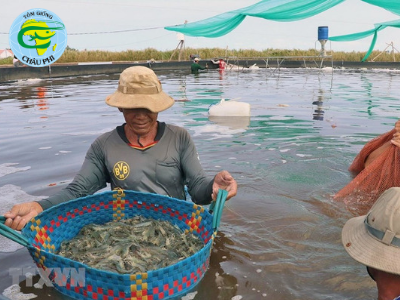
xmin=113 ymin=161 xmax=130 ymax=180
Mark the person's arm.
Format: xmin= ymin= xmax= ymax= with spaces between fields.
xmin=4 ymin=139 xmax=108 ymax=230
xmin=390 ymin=120 xmax=400 ymax=147
xmin=179 ymin=130 xmax=213 ymax=204
xmin=364 ymin=120 xmax=400 ymax=168
xmin=364 ymin=141 xmax=392 ymax=169
xmin=38 ymin=139 xmax=108 ymax=209
xmin=179 ymin=129 xmax=237 ymax=204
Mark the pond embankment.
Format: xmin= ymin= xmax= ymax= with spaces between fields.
xmin=1 ymin=59 xmax=400 ymax=83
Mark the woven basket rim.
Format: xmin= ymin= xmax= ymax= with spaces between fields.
xmin=23 ymin=189 xmax=215 ymax=277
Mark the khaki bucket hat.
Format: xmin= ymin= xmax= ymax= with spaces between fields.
xmin=342 ymin=187 xmax=400 ymax=275
xmin=106 ymin=66 xmax=174 ymax=112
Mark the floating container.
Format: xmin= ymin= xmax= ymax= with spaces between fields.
xmin=318 ymin=26 xmax=329 ymax=41
xmin=208 ymin=99 xmax=251 ymax=117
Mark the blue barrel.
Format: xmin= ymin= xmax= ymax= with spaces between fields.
xmin=318 ymin=26 xmax=329 ymax=40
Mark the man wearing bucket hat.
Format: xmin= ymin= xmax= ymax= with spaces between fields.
xmin=342 ymin=187 xmax=400 ymax=300
xmin=4 ymin=66 xmax=237 ymax=230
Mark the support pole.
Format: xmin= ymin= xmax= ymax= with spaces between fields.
xmin=169 ymin=40 xmax=185 ymax=62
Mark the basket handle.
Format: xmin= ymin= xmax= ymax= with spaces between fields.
xmin=0 ymin=216 xmax=30 ymax=247
xmin=209 ymin=189 xmax=228 ymax=231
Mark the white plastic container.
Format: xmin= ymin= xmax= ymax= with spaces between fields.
xmin=208 ymin=99 xmax=251 ymax=117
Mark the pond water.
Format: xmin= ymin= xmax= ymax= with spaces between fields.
xmin=1 ymin=66 xmax=400 ymax=300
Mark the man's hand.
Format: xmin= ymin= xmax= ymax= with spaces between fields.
xmin=212 ymin=170 xmax=237 ymax=201
xmin=4 ymin=202 xmax=43 ymax=230
xmin=391 ymin=120 xmax=400 ymax=148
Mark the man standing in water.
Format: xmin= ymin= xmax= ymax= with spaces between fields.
xmin=4 ymin=66 xmax=237 ymax=230
xmin=191 ymin=57 xmax=208 ymax=74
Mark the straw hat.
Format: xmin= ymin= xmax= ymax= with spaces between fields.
xmin=342 ymin=187 xmax=400 ymax=275
xmin=106 ymin=66 xmax=174 ymax=112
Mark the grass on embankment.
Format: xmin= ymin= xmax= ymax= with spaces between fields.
xmin=1 ymin=47 xmax=400 ymax=65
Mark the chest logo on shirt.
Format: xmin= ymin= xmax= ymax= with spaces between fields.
xmin=113 ymin=161 xmax=130 ymax=180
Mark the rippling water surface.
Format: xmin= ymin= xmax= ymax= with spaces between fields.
xmin=1 ymin=67 xmax=400 ymax=300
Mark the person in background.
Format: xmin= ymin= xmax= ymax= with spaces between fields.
xmin=342 ymin=187 xmax=400 ymax=300
xmin=218 ymin=58 xmax=226 ymax=70
xmin=211 ymin=58 xmax=226 ymax=70
xmin=13 ymin=55 xmax=24 ymax=67
xmin=191 ymin=57 xmax=208 ymax=74
xmin=4 ymin=66 xmax=237 ymax=230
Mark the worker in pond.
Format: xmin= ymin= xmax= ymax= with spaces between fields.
xmin=4 ymin=66 xmax=237 ymax=230
xmin=218 ymin=58 xmax=226 ymax=70
xmin=211 ymin=58 xmax=226 ymax=71
xmin=191 ymin=57 xmax=208 ymax=74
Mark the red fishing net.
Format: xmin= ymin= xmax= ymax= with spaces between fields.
xmin=334 ymin=128 xmax=400 ymax=215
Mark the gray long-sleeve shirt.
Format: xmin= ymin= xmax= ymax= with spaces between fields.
xmin=38 ymin=122 xmax=213 ymax=210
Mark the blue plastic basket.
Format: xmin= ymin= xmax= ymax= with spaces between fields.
xmin=0 ymin=189 xmax=228 ymax=300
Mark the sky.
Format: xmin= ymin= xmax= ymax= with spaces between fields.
xmin=1 ymin=0 xmax=400 ymax=55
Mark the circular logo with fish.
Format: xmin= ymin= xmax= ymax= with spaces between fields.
xmin=9 ymin=8 xmax=67 ymax=67
xmin=113 ymin=161 xmax=130 ymax=180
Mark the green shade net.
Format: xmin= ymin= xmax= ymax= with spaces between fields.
xmin=363 ymin=0 xmax=400 ymax=16
xmin=329 ymin=20 xmax=400 ymax=61
xmin=328 ymin=0 xmax=400 ymax=61
xmin=165 ymin=0 xmax=346 ymax=38
xmin=165 ymin=0 xmax=400 ymax=61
